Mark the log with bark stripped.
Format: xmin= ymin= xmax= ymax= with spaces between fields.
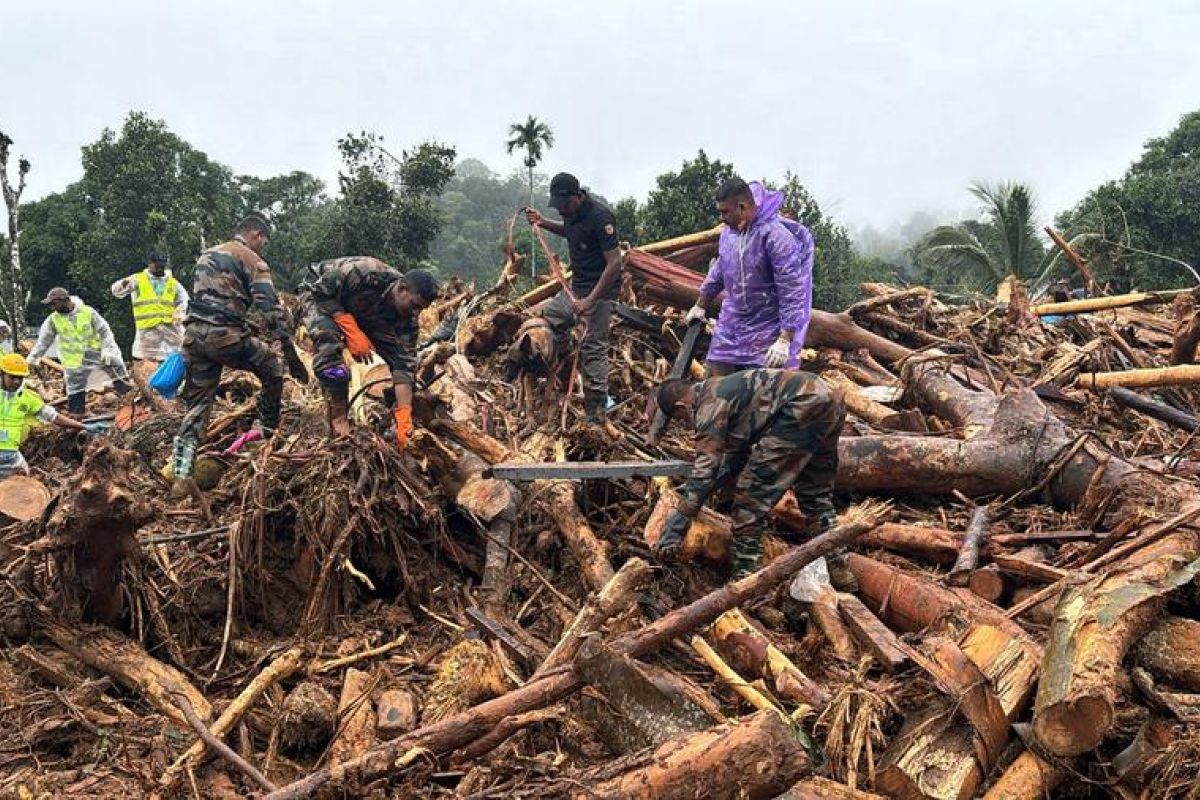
xmin=878 ymin=624 xmax=1040 ymax=800
xmin=573 ymin=708 xmax=810 ymax=800
xmin=1135 ymin=615 xmax=1200 ymax=692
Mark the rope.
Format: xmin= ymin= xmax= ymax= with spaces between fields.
xmin=531 ymin=222 xmax=587 ymax=428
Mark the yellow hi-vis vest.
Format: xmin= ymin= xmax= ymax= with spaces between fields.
xmin=133 ymin=272 xmax=178 ymax=330
xmin=0 ymin=387 xmax=44 ymax=451
xmin=49 ymin=305 xmax=101 ymax=369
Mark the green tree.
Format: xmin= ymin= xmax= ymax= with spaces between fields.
xmin=235 ymin=171 xmax=330 ymax=289
xmin=17 ymin=186 xmax=91 ymax=319
xmin=612 ymin=197 xmax=640 ymax=246
xmin=70 ymin=112 xmax=239 ymax=347
xmin=638 ymin=150 xmax=736 ymax=243
xmin=430 ymin=160 xmax=554 ymax=286
xmin=1056 ymin=110 xmax=1200 ymax=291
xmin=913 ymin=182 xmax=1048 ymax=292
xmin=505 ymin=116 xmax=554 ymax=209
xmin=323 ymin=132 xmax=457 ymax=269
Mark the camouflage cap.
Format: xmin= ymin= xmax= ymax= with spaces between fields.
xmin=42 ymin=287 xmax=70 ymax=304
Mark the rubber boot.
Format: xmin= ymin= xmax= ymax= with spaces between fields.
xmin=583 ymin=392 xmax=605 ymax=426
xmin=731 ymin=534 xmax=764 ymax=581
xmin=325 ymin=388 xmax=351 ymax=437
xmin=654 ymin=526 xmax=685 ymax=563
xmin=168 ymin=435 xmax=197 ymax=500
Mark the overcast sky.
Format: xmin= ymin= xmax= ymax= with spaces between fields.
xmin=3 ymin=0 xmax=1198 ymax=232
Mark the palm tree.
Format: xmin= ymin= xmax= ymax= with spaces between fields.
xmin=506 ymin=115 xmax=554 ymax=208
xmin=916 ymin=182 xmax=1048 ymax=291
xmin=505 ymin=116 xmax=554 ymax=276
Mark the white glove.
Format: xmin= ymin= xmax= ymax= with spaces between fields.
xmin=102 ymin=350 xmax=121 ymax=367
xmin=684 ymin=305 xmax=706 ymax=325
xmin=25 ymin=354 xmax=37 ymax=368
xmin=765 ymin=338 xmax=790 ymax=368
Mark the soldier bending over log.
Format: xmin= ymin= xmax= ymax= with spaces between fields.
xmin=651 ymin=369 xmax=851 ymax=585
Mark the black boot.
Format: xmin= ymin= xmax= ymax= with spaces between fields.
xmin=583 ymin=392 xmax=606 ymax=426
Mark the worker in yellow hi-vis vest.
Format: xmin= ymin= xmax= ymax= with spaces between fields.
xmin=0 ymin=353 xmax=91 ymax=478
xmin=25 ymin=287 xmax=133 ymax=414
xmin=111 ymin=251 xmax=189 ymax=363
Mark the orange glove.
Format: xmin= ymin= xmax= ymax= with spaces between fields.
xmin=333 ymin=313 xmax=373 ymax=359
xmin=394 ymin=405 xmax=413 ymax=450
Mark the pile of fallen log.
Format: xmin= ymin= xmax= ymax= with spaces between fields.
xmin=5 ymin=230 xmax=1200 ymax=799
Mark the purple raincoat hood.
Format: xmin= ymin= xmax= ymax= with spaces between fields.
xmin=748 ymin=182 xmax=785 ymax=225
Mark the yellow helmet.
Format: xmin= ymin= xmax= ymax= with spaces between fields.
xmin=0 ymin=353 xmax=29 ymax=377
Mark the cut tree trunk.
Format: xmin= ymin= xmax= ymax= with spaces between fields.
xmin=1135 ymin=615 xmax=1200 ymax=692
xmin=878 ymin=624 xmax=1040 ymax=800
xmin=808 ymin=591 xmax=858 ymax=661
xmin=981 ymin=749 xmax=1063 ymax=800
xmin=329 ymin=668 xmax=376 ymax=766
xmin=1171 ymin=306 xmax=1200 ymax=365
xmin=574 ymin=709 xmax=809 ymax=800
xmin=857 ymin=523 xmax=961 ymax=565
xmin=0 ymin=475 xmax=52 ymax=522
xmin=42 ymin=616 xmax=212 ymax=727
xmin=576 ymin=640 xmax=713 ymax=755
xmin=542 ymin=480 xmax=615 ymax=591
xmin=849 ymin=554 xmax=1028 ymax=639
xmin=1032 ymin=556 xmax=1200 ymax=756
xmin=644 ymin=486 xmax=731 ymax=564
xmin=1030 ymin=288 xmax=1189 ymax=317
xmin=821 ymin=370 xmax=916 ymax=431
xmin=968 ymin=566 xmax=1007 ymax=604
xmin=1076 ymin=364 xmax=1200 ymax=390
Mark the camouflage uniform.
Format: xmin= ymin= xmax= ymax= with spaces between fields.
xmin=675 ymin=369 xmax=844 ymax=568
xmin=174 ymin=238 xmax=290 ymax=465
xmin=298 ymin=257 xmax=417 ymax=406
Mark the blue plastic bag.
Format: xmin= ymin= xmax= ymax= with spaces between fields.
xmin=149 ymin=352 xmax=186 ymax=399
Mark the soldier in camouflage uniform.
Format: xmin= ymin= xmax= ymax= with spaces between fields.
xmin=651 ymin=369 xmax=851 ymax=584
xmin=299 ymin=257 xmax=438 ymax=444
xmin=169 ymin=214 xmax=305 ymax=494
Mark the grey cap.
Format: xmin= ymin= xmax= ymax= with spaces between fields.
xmin=42 ymin=287 xmax=70 ymax=304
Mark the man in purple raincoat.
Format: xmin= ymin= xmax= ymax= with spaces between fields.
xmin=686 ymin=178 xmax=814 ymax=376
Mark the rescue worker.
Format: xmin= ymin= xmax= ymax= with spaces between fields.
xmin=110 ymin=251 xmax=189 ymax=364
xmin=685 ymin=178 xmax=814 ymax=376
xmin=651 ymin=369 xmax=852 ymax=585
xmin=26 ymin=287 xmax=133 ymax=414
xmin=299 ymin=257 xmax=438 ymax=445
xmin=0 ymin=353 xmax=89 ymax=477
xmin=169 ymin=214 xmax=306 ymax=494
xmin=524 ymin=172 xmax=623 ymax=424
